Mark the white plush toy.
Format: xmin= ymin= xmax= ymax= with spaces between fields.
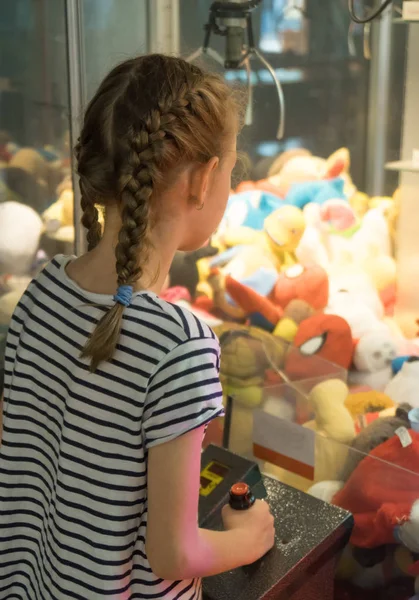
xmin=385 ymin=359 xmax=419 ymax=408
xmin=326 ymin=289 xmax=386 ymax=340
xmin=0 ymin=201 xmax=43 ymax=276
xmin=349 ymin=330 xmax=397 ymax=391
xmin=325 ymin=207 xmax=391 ymax=268
xmin=296 ymin=204 xmax=330 ymax=269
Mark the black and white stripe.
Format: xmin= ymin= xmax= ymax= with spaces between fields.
xmin=0 ymin=255 xmax=223 ymax=600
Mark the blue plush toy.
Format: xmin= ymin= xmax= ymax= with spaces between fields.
xmin=223 ymin=190 xmax=282 ymax=231
xmin=284 ymin=177 xmax=347 ymax=209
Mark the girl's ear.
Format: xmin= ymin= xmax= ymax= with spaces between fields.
xmin=189 ymin=157 xmax=219 ymax=209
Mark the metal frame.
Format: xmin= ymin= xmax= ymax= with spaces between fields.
xmin=365 ymin=8 xmax=393 ymax=196
xmin=65 ymin=0 xmax=88 ymax=256
xmin=148 ymin=0 xmax=180 ymax=55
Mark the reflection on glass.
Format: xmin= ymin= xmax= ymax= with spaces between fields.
xmin=82 ymin=0 xmax=148 ymax=100
xmin=0 ymin=0 xmax=72 ymax=394
xmin=260 ymin=0 xmax=306 ymax=54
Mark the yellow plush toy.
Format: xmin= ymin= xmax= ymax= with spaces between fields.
xmin=344 ymin=390 xmax=395 ymax=419
xmin=263 ymin=379 xmax=356 ymax=492
xmin=223 ymin=206 xmax=306 ymax=280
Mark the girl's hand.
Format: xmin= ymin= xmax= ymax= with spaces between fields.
xmin=222 ymin=499 xmax=275 ymax=563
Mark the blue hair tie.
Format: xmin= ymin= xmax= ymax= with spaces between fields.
xmin=114 ymin=285 xmax=133 ymax=307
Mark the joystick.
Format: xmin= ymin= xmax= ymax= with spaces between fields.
xmin=229 ymin=482 xmax=256 ymax=511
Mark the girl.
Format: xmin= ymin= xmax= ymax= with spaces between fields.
xmin=0 ymin=55 xmax=275 ymax=600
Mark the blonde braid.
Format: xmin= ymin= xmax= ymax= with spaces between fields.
xmin=80 ymin=181 xmax=102 ymax=251
xmin=77 ymin=54 xmax=242 ymax=371
xmin=81 ymin=107 xmax=169 ymax=370
xmin=75 ymin=139 xmax=102 ymax=251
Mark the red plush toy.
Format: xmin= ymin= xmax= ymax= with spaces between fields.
xmin=333 ymin=431 xmax=419 ymax=549
xmin=285 ymin=313 xmax=354 ymax=378
xmin=271 ymin=264 xmax=329 ymax=311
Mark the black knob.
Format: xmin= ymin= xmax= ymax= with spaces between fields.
xmin=229 ymin=482 xmax=255 ymax=511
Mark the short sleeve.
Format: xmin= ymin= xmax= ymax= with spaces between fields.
xmin=143 ymin=336 xmax=224 ymax=448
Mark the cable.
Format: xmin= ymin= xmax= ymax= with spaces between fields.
xmin=348 ymin=0 xmax=393 ymax=24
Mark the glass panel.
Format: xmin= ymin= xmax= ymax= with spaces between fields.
xmin=176 ymin=5 xmax=419 ymax=597
xmin=0 ymin=0 xmax=73 ymax=395
xmin=82 ymin=0 xmax=148 ymax=101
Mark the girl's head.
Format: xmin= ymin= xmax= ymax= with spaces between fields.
xmin=76 ymin=54 xmax=241 ymax=370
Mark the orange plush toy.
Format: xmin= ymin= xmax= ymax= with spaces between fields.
xmin=225 ymin=275 xmax=283 ymax=331
xmin=286 ymin=313 xmax=354 ymax=378
xmin=271 ymin=264 xmax=329 ymax=311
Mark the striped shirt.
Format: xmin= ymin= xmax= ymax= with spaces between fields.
xmin=0 ymin=255 xmax=224 ymax=600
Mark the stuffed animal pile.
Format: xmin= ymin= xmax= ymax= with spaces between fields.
xmin=161 ymin=147 xmax=419 ymax=598
xmin=162 ymin=146 xmax=418 ymax=402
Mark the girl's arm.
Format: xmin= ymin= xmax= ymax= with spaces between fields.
xmin=146 ymin=425 xmax=274 ymax=580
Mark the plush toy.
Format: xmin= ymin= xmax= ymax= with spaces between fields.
xmin=385 ymin=358 xmax=419 ymax=409
xmin=262 ymin=205 xmax=306 ymax=268
xmin=350 ymin=190 xmax=370 ymax=219
xmin=168 ymin=245 xmax=219 ymax=300
xmin=267 ymin=148 xmax=313 ymax=177
xmin=284 ymin=176 xmax=348 ymax=211
xmin=319 ymin=199 xmax=358 ymax=234
xmin=344 ymin=391 xmax=396 ymax=433
xmin=207 ymin=270 xmax=246 ymax=321
xmin=286 ymin=313 xmax=354 ymax=378
xmin=332 ymin=430 xmax=419 ymax=549
xmin=0 ymin=201 xmax=43 ymax=276
xmin=1 ymin=166 xmax=49 ymax=214
xmin=263 ymin=379 xmax=355 ymax=492
xmin=219 ymin=205 xmax=306 ymax=280
xmin=326 ymin=287 xmax=386 ymax=340
xmin=271 ymin=263 xmax=329 ymax=311
xmin=317 ymin=206 xmax=391 ymax=272
xmin=213 ymin=323 xmax=286 ymax=457
xmin=270 ymin=147 xmax=354 ymax=199
xmin=221 ymin=274 xmax=283 ymax=331
xmin=273 ymin=299 xmax=315 ymax=343
xmin=9 ymin=147 xmax=62 ymax=198
xmin=43 ymin=186 xmax=75 ymax=241
xmin=328 ymin=267 xmax=385 ymax=316
xmin=236 ymin=150 xmax=317 ymax=198
xmin=362 ymin=251 xmax=397 ymax=315
xmin=236 ymin=147 xmax=355 ymax=201
xmin=339 ymin=404 xmax=412 ymax=482
xmin=295 ymin=215 xmax=331 ymax=269
xmin=221 ymin=189 xmax=283 ymax=238
xmin=349 ymin=330 xmax=397 ymax=391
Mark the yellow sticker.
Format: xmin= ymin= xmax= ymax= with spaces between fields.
xmin=199 ymin=461 xmax=225 ymax=497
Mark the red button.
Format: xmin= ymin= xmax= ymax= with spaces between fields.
xmin=231 ymin=482 xmax=249 ymax=497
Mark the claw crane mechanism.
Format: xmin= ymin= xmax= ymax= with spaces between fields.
xmin=187 ymin=0 xmax=285 ymax=140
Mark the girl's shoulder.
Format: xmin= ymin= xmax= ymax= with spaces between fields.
xmin=129 ymin=293 xmax=218 ymax=346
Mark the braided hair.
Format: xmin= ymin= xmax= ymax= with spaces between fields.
xmin=76 ymin=55 xmax=241 ymax=371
